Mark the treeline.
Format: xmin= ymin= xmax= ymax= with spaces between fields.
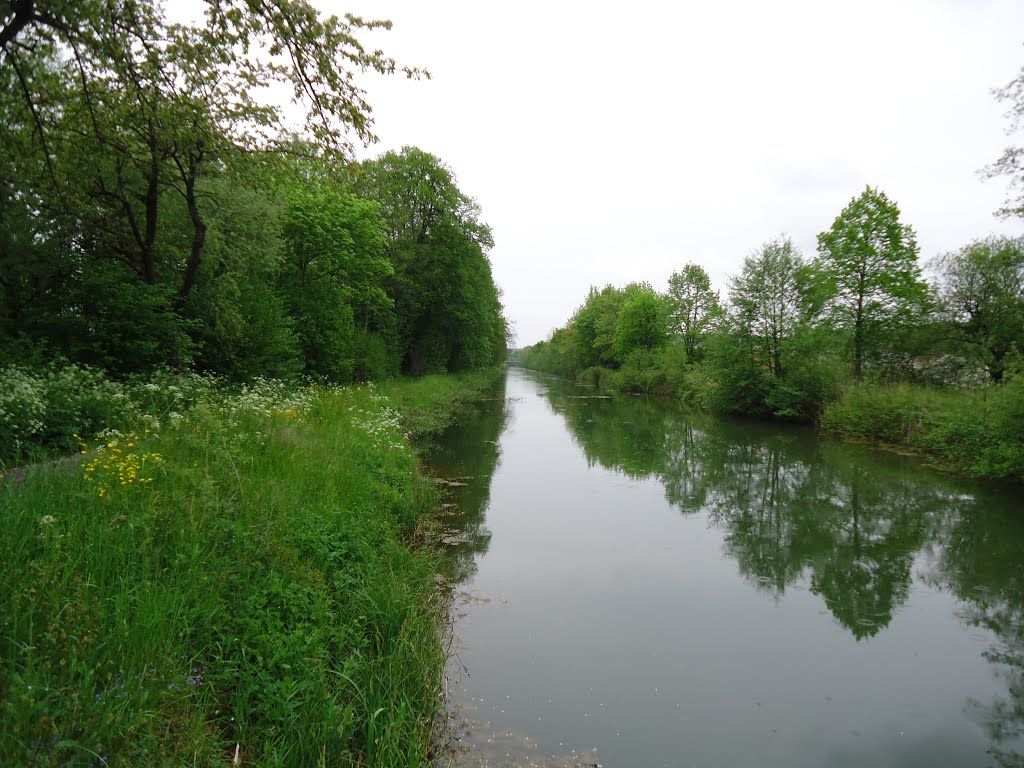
xmin=0 ymin=3 xmax=506 ymax=383
xmin=518 ymin=187 xmax=1024 ymax=479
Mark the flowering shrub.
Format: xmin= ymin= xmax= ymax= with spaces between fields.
xmin=0 ymin=367 xmax=47 ymax=455
xmin=217 ymin=377 xmax=317 ymax=418
xmin=349 ymin=385 xmax=410 ymax=452
xmin=121 ymin=368 xmax=221 ymax=431
xmin=0 ymin=363 xmax=149 ymax=462
xmin=0 ymin=364 xmax=329 ymax=467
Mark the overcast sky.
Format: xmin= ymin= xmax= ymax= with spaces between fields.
xmin=183 ymin=0 xmax=1024 ymax=346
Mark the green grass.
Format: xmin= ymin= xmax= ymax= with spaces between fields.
xmin=0 ymin=371 xmax=499 ymax=766
xmin=820 ymin=376 xmax=1024 ymax=481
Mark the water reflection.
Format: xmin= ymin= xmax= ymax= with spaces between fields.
xmin=537 ymin=377 xmax=976 ymax=638
xmin=533 ymin=373 xmax=1024 ymax=760
xmin=426 ymin=374 xmax=509 ymax=584
xmin=937 ymin=502 xmax=1024 ymax=766
xmin=438 ymin=370 xmax=1024 ymax=766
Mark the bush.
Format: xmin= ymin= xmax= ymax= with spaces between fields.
xmin=0 ymin=364 xmax=128 ymax=464
xmin=353 ymin=329 xmax=402 ymax=381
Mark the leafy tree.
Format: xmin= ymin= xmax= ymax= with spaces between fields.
xmin=613 ymin=286 xmax=668 ymax=362
xmin=816 ymin=187 xmax=928 ymax=380
xmin=1 ymin=1 xmax=425 ymax=150
xmin=986 ymin=58 xmax=1024 ymax=219
xmin=729 ymin=236 xmax=805 ymax=378
xmin=356 ymin=147 xmax=505 ymax=374
xmin=713 ymin=236 xmax=839 ymax=419
xmin=666 ymin=263 xmax=722 ymax=363
xmin=278 ymin=185 xmax=393 ymax=381
xmin=185 ymin=173 xmax=301 ymax=380
xmin=569 ymin=285 xmax=626 ymax=370
xmin=930 ymin=236 xmax=1024 ymax=382
xmin=0 ymin=0 xmax=426 ymax=373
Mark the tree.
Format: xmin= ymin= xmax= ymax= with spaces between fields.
xmin=986 ymin=59 xmax=1024 ymax=219
xmin=613 ymin=286 xmax=668 ymax=362
xmin=729 ymin=236 xmax=805 ymax=378
xmin=278 ymin=185 xmax=393 ymax=381
xmin=666 ymin=263 xmax=722 ymax=363
xmin=570 ymin=285 xmax=627 ymax=369
xmin=185 ymin=174 xmax=302 ymax=380
xmin=1 ymin=1 xmax=425 ymax=151
xmin=931 ymin=236 xmax=1024 ymax=382
xmin=714 ymin=236 xmax=841 ymax=419
xmin=356 ymin=147 xmax=505 ymax=375
xmin=0 ymin=0 xmax=425 ymax=371
xmin=816 ymin=187 xmax=928 ymax=380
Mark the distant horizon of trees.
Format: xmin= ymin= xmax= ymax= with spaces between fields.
xmin=518 ymin=47 xmax=1024 ymax=393
xmin=517 ymin=185 xmax=1023 ymax=421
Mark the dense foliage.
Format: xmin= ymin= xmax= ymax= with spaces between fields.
xmin=0 ymin=1 xmax=506 ymax=384
xmin=518 ymin=187 xmax=1024 ymax=479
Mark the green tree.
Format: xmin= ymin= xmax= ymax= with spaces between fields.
xmin=356 ymin=147 xmax=505 ymax=374
xmin=729 ymin=236 xmax=805 ymax=378
xmin=713 ymin=236 xmax=839 ymax=419
xmin=816 ymin=186 xmax=928 ymax=380
xmin=931 ymin=236 xmax=1024 ymax=382
xmin=986 ymin=58 xmax=1024 ymax=219
xmin=569 ymin=285 xmax=626 ymax=370
xmin=1 ymin=1 xmax=424 ymax=150
xmin=666 ymin=263 xmax=722 ymax=363
xmin=613 ymin=286 xmax=668 ymax=362
xmin=278 ymin=185 xmax=393 ymax=381
xmin=0 ymin=0 xmax=424 ymax=372
xmin=183 ymin=171 xmax=302 ymax=380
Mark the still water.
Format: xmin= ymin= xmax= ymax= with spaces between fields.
xmin=426 ymin=368 xmax=1024 ymax=768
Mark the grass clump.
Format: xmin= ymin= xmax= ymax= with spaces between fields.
xmin=0 ymin=372 xmax=494 ymax=766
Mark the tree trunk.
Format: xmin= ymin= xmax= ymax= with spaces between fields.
xmin=140 ymin=142 xmax=160 ymax=284
xmin=0 ymin=0 xmax=35 ymax=52
xmin=176 ymin=155 xmax=206 ymax=307
xmin=853 ymin=291 xmax=865 ymax=380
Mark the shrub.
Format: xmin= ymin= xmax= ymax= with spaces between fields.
xmin=0 ymin=364 xmax=131 ymax=463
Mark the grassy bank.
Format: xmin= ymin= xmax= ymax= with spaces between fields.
xmin=0 ymin=370 xmax=500 ymax=767
xmin=820 ymin=376 xmax=1024 ymax=482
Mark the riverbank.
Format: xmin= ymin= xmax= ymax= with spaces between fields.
xmin=819 ymin=378 xmax=1024 ymax=482
xmin=512 ymin=362 xmax=1024 ymax=482
xmin=0 ymin=369 xmax=501 ymax=767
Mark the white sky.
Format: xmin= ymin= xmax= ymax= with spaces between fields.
xmin=180 ymin=0 xmax=1024 ymax=346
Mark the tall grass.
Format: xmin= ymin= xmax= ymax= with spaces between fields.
xmin=820 ymin=375 xmax=1024 ymax=481
xmin=1 ymin=372 xmax=498 ymax=766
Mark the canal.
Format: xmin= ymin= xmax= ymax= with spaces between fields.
xmin=426 ymin=367 xmax=1024 ymax=768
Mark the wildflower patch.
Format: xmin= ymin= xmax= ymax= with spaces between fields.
xmin=80 ymin=433 xmax=164 ymax=497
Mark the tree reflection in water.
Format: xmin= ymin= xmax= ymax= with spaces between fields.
xmin=444 ymin=371 xmax=1024 ymax=764
xmin=537 ymin=376 xmax=960 ymax=638
xmin=425 ymin=375 xmax=509 ymax=584
xmin=534 ymin=375 xmax=1024 ymax=759
xmin=935 ymin=501 xmax=1024 ymax=766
